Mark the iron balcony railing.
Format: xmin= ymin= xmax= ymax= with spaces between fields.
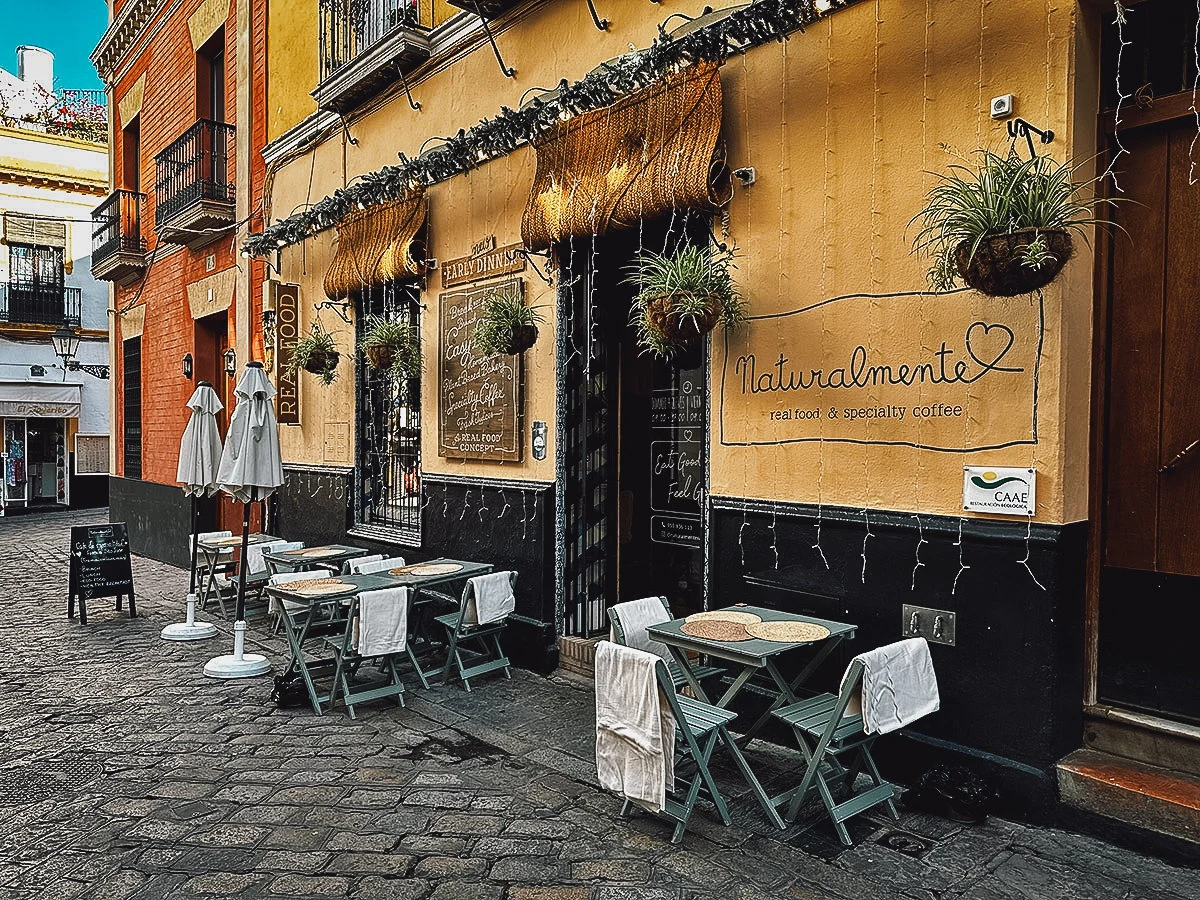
xmin=319 ymin=0 xmax=431 ymax=81
xmin=153 ymin=118 xmax=235 ymax=227
xmin=0 ymin=282 xmax=82 ymax=327
xmin=92 ymin=190 xmax=146 ymax=265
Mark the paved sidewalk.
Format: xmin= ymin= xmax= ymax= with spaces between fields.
xmin=1 ymin=508 xmax=1197 ymax=900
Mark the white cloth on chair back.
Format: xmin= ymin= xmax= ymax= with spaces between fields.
xmin=845 ymin=637 xmax=940 ymax=735
xmin=351 ymin=556 xmax=406 ymax=575
xmin=247 ymin=540 xmax=298 ymax=578
xmin=610 ymin=597 xmax=673 ymax=663
xmin=197 ymin=530 xmax=233 ymax=543
xmin=356 ymin=588 xmax=409 ymax=657
xmin=594 ymin=641 xmax=675 ymax=813
xmin=269 ymin=571 xmax=313 ymax=586
xmin=463 ymin=572 xmax=515 ymax=626
xmin=347 ymin=554 xmax=384 ymax=574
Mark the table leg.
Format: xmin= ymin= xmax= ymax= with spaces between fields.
xmin=665 ymin=646 xmax=710 ymax=703
xmin=741 ymin=636 xmax=847 ymax=742
xmin=719 ymin=728 xmax=787 ymax=830
xmin=715 ymin=665 xmax=759 ymax=710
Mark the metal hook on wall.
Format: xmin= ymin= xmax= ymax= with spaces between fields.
xmin=471 ymin=4 xmax=516 ymax=78
xmin=398 ymin=71 xmax=421 ymax=111
xmin=513 ymin=248 xmax=554 ymax=286
xmin=1007 ymin=118 xmax=1055 ymax=160
xmin=314 ymin=299 xmax=353 ymax=326
xmin=585 ymin=0 xmax=609 ymax=30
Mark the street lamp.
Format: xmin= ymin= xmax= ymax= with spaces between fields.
xmin=50 ymin=323 xmax=81 ymax=364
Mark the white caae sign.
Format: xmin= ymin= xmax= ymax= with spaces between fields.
xmin=963 ymin=466 xmax=1035 ymax=516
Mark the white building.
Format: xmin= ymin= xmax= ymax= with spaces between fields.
xmin=0 ymin=46 xmax=109 ymax=514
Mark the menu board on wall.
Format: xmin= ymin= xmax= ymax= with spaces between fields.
xmin=438 ymin=278 xmax=524 ymax=462
xmin=650 ymin=368 xmax=705 ymax=548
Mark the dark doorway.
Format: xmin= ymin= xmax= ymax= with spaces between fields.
xmin=196 ymin=29 xmax=227 ymax=123
xmin=194 ymin=312 xmax=234 ymax=530
xmin=1094 ymin=2 xmax=1200 ymax=727
xmin=560 ymin=214 xmax=710 ymax=636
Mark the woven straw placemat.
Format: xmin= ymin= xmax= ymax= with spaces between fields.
xmin=745 ymin=621 xmax=831 ymax=643
xmin=390 ymin=563 xmax=464 ymax=577
xmin=209 ymin=536 xmax=242 ymax=547
xmin=285 ymin=578 xmax=350 ymax=596
xmin=680 ymin=619 xmax=751 ymax=642
xmin=685 ymin=610 xmax=763 ymax=625
xmin=300 ymin=548 xmax=344 ymax=558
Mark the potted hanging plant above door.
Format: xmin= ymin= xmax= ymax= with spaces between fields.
xmin=912 ymin=150 xmax=1110 ymax=297
xmin=625 ymin=244 xmax=746 ymax=361
xmin=284 ymin=319 xmax=341 ymax=385
xmin=472 ymin=285 xmax=545 ymax=357
xmin=360 ymin=315 xmax=422 ymax=379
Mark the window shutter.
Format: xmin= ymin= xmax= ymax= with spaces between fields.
xmin=3 ymin=214 xmax=67 ymax=249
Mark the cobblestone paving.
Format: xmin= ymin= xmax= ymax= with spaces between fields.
xmin=1 ymin=509 xmax=1197 ymax=900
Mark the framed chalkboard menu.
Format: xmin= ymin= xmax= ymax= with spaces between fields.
xmin=68 ymin=523 xmax=136 ymax=624
xmin=438 ymin=277 xmax=524 ymax=462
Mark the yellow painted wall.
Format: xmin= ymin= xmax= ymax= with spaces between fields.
xmin=267 ymin=0 xmax=319 ymax=141
xmin=266 ymin=0 xmax=1098 ymax=523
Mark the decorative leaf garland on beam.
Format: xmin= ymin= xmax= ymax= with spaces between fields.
xmin=243 ymin=0 xmax=857 ymax=257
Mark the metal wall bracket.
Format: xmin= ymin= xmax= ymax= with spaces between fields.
xmin=585 ymin=0 xmax=609 ymax=30
xmin=472 ymin=4 xmax=516 ymax=78
xmin=314 ymin=299 xmax=353 ymax=326
xmin=902 ymin=604 xmax=957 ymax=647
xmin=1007 ymin=118 xmax=1054 ymax=160
xmin=398 ymin=71 xmax=421 ymax=111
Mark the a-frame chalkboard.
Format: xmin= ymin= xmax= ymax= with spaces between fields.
xmin=68 ymin=523 xmax=136 ymax=624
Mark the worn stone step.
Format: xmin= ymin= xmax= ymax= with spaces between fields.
xmin=1058 ymin=748 xmax=1200 ymax=844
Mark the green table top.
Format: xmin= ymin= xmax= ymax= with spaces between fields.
xmin=264 ymin=558 xmax=494 ymax=602
xmin=648 ymin=604 xmax=856 ymax=667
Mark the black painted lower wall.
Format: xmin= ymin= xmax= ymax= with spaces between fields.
xmin=710 ymin=497 xmax=1087 ymax=819
xmin=274 ymin=466 xmax=559 ymax=673
xmin=109 ymin=476 xmax=216 ymax=569
xmin=68 ymin=470 xmax=109 ymax=509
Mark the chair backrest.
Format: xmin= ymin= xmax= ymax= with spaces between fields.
xmin=346 ymin=554 xmax=384 ymax=574
xmin=460 ymin=571 xmax=518 ymax=627
xmin=254 ymin=540 xmax=301 ymax=576
xmin=197 ymin=530 xmax=233 ymax=542
xmin=607 ymin=597 xmax=672 ymax=661
xmin=269 ymin=570 xmax=314 ymax=586
xmin=350 ymin=555 xmax=406 ymax=575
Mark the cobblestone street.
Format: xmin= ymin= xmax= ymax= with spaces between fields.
xmin=1 ymin=509 xmax=1197 ymax=900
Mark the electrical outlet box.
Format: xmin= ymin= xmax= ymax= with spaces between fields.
xmin=902 ymin=604 xmax=957 ymax=646
xmin=990 ymin=94 xmax=1014 ymax=119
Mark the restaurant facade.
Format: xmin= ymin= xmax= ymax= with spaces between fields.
xmin=208 ymin=0 xmax=1197 ymax=830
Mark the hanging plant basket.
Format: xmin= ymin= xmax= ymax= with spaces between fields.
xmin=302 ymin=349 xmax=341 ymax=376
xmin=284 ymin=320 xmax=342 ymax=386
xmin=626 ymin=245 xmax=745 ymax=362
xmin=360 ymin=315 xmax=422 ymax=380
xmin=473 ymin=285 xmax=545 ymax=357
xmin=363 ymin=344 xmax=394 ymax=370
xmin=501 ymin=324 xmax=539 ymax=355
xmin=954 ymin=229 xmax=1073 ymax=298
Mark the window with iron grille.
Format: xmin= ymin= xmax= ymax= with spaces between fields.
xmin=122 ymin=338 xmax=142 ymax=479
xmin=356 ymin=280 xmax=421 ymax=540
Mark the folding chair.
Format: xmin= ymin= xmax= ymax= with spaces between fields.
xmin=772 ymin=659 xmax=900 ymax=846
xmin=607 ymin=597 xmax=725 ymax=692
xmin=271 ymin=571 xmax=352 ymax=714
xmin=344 ymin=553 xmax=383 ymax=575
xmin=328 ymin=587 xmax=411 ymax=718
xmin=196 ymin=531 xmax=234 ymax=613
xmin=431 ymin=571 xmax=516 ymax=691
xmin=348 ymin=555 xmax=406 ymax=575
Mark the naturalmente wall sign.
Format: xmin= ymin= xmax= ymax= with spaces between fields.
xmin=719 ymin=289 xmax=1044 ymax=452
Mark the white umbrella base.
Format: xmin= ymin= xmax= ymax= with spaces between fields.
xmin=203 ymin=620 xmax=271 ymax=679
xmin=162 ymin=621 xmax=219 ymax=641
xmin=204 ymin=653 xmax=271 ymax=679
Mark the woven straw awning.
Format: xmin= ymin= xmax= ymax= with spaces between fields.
xmin=521 ymin=62 xmax=724 ymax=251
xmin=323 ymin=191 xmax=427 ymax=299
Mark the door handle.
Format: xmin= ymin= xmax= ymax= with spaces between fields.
xmin=1160 ymin=439 xmax=1200 ymax=474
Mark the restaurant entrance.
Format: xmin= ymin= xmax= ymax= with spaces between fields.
xmin=560 ymin=216 xmax=709 ymax=636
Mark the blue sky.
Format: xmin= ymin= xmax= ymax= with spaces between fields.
xmin=0 ymin=0 xmax=107 ymax=90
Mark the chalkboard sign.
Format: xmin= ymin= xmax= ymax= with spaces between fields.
xmin=438 ymin=277 xmax=524 ymax=462
xmin=68 ymin=523 xmax=136 ymax=624
xmin=649 ymin=367 xmax=705 ymax=549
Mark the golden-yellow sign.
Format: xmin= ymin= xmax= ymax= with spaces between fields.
xmin=718 ymin=289 xmax=1043 ymax=452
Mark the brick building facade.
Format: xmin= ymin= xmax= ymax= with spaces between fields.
xmin=92 ymin=0 xmax=268 ymax=561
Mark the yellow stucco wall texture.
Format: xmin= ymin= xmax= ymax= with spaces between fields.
xmin=266 ymin=0 xmax=1095 ymax=525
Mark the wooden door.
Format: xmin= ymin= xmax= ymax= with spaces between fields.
xmin=1097 ymin=109 xmax=1200 ymax=724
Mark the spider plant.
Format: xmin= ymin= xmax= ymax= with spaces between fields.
xmin=283 ymin=320 xmax=340 ymax=386
xmin=624 ymin=244 xmax=746 ymax=360
xmin=472 ymin=285 xmax=546 ymax=356
xmin=360 ymin=315 xmax=422 ymax=380
xmin=911 ymin=151 xmax=1110 ymax=293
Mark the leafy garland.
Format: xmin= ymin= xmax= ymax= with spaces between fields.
xmin=243 ymin=0 xmax=854 ymax=256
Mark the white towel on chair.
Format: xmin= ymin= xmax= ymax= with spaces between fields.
xmin=846 ymin=637 xmax=940 ymax=735
xmin=594 ymin=641 xmax=675 ymax=813
xmin=464 ymin=572 xmax=515 ymax=626
xmin=610 ymin=597 xmax=672 ymax=663
xmin=356 ymin=588 xmax=409 ymax=657
xmin=246 ymin=539 xmax=288 ymax=579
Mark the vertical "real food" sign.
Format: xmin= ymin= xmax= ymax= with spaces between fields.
xmin=273 ymin=282 xmax=301 ymax=425
xmin=438 ymin=278 xmax=523 ymax=462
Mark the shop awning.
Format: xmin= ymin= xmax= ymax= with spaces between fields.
xmin=521 ymin=62 xmax=725 ymax=252
xmin=0 ymin=380 xmax=81 ymax=418
xmin=323 ymin=191 xmax=427 ymax=299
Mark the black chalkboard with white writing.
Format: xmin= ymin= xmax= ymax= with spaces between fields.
xmin=68 ymin=523 xmax=136 ymax=624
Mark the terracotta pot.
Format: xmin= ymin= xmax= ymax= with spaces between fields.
xmin=502 ymin=324 xmax=539 ymax=355
xmin=364 ymin=344 xmax=394 ymax=370
xmin=644 ymin=292 xmax=723 ymax=348
xmin=954 ymin=228 xmax=1072 ymax=297
xmin=302 ymin=349 xmax=340 ymax=376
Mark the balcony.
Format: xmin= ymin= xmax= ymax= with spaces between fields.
xmin=91 ymin=190 xmax=147 ymax=285
xmin=0 ymin=282 xmax=82 ymax=329
xmin=154 ymin=119 xmax=235 ymax=249
xmin=314 ymin=0 xmax=432 ymax=114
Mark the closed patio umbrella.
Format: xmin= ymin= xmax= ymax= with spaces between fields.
xmin=204 ymin=362 xmax=283 ymax=679
xmin=162 ymin=382 xmax=222 ymax=641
